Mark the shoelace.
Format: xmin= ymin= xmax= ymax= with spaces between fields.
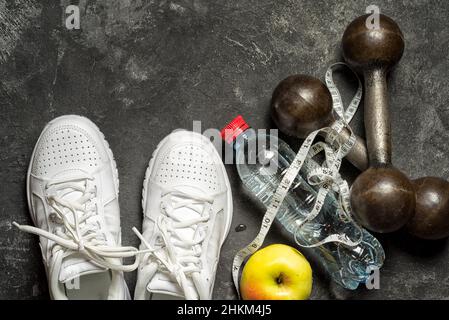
xmin=133 ymin=190 xmax=213 ymax=300
xmin=14 ymin=174 xmax=142 ymax=272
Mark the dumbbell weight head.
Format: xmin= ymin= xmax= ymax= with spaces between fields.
xmin=271 ymin=75 xmax=334 ymax=138
xmin=342 ymin=14 xmax=404 ymax=72
xmin=350 ymin=166 xmax=415 ymax=233
xmin=406 ymin=177 xmax=449 ymax=240
xmin=271 ymin=75 xmax=369 ymax=171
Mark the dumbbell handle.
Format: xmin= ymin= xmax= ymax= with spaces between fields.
xmin=338 ymin=128 xmax=368 ymax=171
xmin=364 ymin=69 xmax=391 ymax=166
xmin=325 ymin=128 xmax=368 ymax=171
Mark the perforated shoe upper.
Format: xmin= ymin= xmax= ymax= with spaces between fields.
xmin=31 ymin=120 xmax=104 ymax=177
xmin=151 ymin=135 xmax=221 ymax=193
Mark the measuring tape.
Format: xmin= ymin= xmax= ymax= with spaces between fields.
xmin=232 ymin=63 xmax=363 ymax=296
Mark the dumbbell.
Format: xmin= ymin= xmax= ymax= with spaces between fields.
xmin=343 ymin=14 xmax=415 ymax=233
xmin=271 ymin=73 xmax=449 ymax=238
xmin=271 ymin=74 xmax=369 ymax=171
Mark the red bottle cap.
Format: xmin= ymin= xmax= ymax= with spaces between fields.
xmin=220 ymin=115 xmax=250 ymax=144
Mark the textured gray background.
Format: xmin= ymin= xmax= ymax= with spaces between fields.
xmin=1 ymin=0 xmax=449 ymax=300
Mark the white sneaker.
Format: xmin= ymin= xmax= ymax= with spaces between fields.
xmin=133 ymin=130 xmax=233 ymax=300
xmin=14 ymin=115 xmax=137 ymax=300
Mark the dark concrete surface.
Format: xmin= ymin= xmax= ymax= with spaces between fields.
xmin=1 ymin=0 xmax=449 ymax=300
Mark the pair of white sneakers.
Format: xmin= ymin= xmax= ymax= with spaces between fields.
xmin=14 ymin=115 xmax=232 ymax=300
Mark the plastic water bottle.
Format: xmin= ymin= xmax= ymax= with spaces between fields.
xmin=221 ymin=115 xmax=384 ymax=290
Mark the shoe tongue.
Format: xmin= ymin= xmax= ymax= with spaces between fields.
xmin=166 ymin=186 xmax=207 ymax=246
xmin=146 ymin=267 xmax=186 ymax=298
xmin=172 ymin=185 xmax=211 ymax=201
xmin=50 ymin=170 xmax=91 ymax=223
xmin=146 ymin=263 xmax=200 ymax=299
xmin=58 ymin=253 xmax=107 ymax=283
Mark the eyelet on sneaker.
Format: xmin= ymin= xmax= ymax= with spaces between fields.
xmin=49 ymin=212 xmax=64 ymax=225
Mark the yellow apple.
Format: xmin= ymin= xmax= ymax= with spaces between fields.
xmin=240 ymin=244 xmax=312 ymax=300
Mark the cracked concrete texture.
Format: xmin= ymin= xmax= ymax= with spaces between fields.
xmin=1 ymin=0 xmax=449 ymax=299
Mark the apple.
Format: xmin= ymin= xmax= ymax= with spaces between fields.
xmin=240 ymin=244 xmax=312 ymax=300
